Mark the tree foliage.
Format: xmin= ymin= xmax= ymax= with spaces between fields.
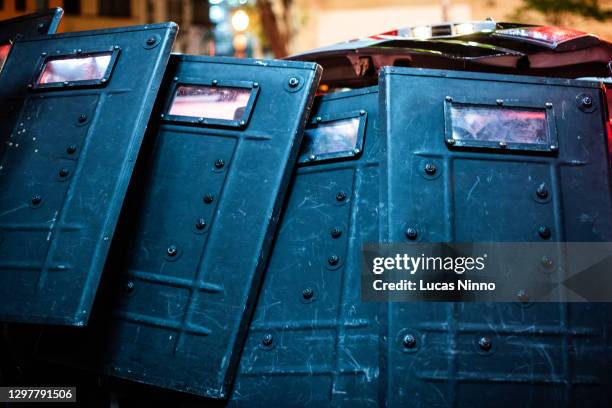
xmin=515 ymin=0 xmax=612 ymax=25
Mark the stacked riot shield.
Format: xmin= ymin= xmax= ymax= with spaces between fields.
xmin=0 ymin=8 xmax=63 ymax=71
xmin=380 ymin=67 xmax=612 ymax=406
xmin=35 ymin=55 xmax=322 ymax=398
xmin=229 ymin=87 xmax=384 ymax=406
xmin=0 ymin=10 xmax=611 ymax=408
xmin=0 ymin=23 xmax=177 ymax=325
xmin=93 ymin=55 xmax=321 ymax=397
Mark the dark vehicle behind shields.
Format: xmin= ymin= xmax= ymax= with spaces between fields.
xmin=1 ymin=15 xmax=612 ymax=408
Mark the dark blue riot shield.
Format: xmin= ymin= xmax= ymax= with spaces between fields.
xmin=0 ymin=23 xmax=177 ymax=325
xmin=380 ymin=67 xmax=612 ymax=406
xmin=228 ymin=86 xmax=384 ymax=406
xmin=42 ymin=55 xmax=322 ymax=398
xmin=0 ymin=8 xmax=63 ymax=60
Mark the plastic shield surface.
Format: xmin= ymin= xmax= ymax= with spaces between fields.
xmin=0 ymin=23 xmax=177 ymax=325
xmin=381 ymin=67 xmax=612 ymax=406
xmin=229 ymin=86 xmax=384 ymax=406
xmin=41 ymin=55 xmax=322 ymax=398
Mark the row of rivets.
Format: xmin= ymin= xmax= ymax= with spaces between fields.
xmin=28 ymin=115 xmax=84 ymax=207
xmin=401 ymin=333 xmax=493 ymax=352
xmin=404 ymin=228 xmax=551 ymax=242
xmin=328 ymin=190 xmax=347 ymax=266
xmin=162 ymin=159 xmax=226 ymax=257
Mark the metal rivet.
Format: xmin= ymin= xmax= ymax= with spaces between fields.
xmin=262 ymin=333 xmax=273 ymax=346
xmin=424 ymin=163 xmax=437 ymax=176
xmin=309 ymin=155 xmax=316 ymax=161
xmin=124 ymin=280 xmax=135 ymax=293
xmin=550 ymin=145 xmax=558 ymax=151
xmin=31 ymin=194 xmax=42 ymax=205
xmin=66 ymin=145 xmax=77 ymax=154
xmin=27 ymin=84 xmax=33 ymax=89
xmin=359 ymin=110 xmax=366 ymax=116
xmin=536 ymin=183 xmax=548 ymax=199
xmin=146 ymin=36 xmax=156 ymax=45
xmin=59 ymin=168 xmax=69 ymax=178
xmin=403 ymin=334 xmax=417 ymax=349
xmin=203 ymin=193 xmax=214 ymax=204
xmin=517 ymin=289 xmax=529 ymax=303
xmin=328 ymin=255 xmax=339 ymax=266
xmin=541 ymin=256 xmax=554 ymax=269
xmin=41 ymin=52 xmax=47 ymax=57
xmin=315 ymin=116 xmax=322 ymax=123
xmin=214 ymin=159 xmax=225 ymax=169
xmin=331 ymin=227 xmax=342 ymax=239
xmin=37 ymin=22 xmax=45 ymax=33
xmin=76 ymin=49 xmax=82 ymax=54
xmin=78 ymin=114 xmax=87 ymax=123
xmin=160 ymin=114 xmax=165 ymax=119
xmin=445 ymin=96 xmax=453 ymax=102
xmin=496 ymin=99 xmax=503 ymax=106
xmin=545 ymin=102 xmax=553 ymax=109
xmin=100 ymin=78 xmax=106 ymax=83
xmin=63 ymin=81 xmax=69 ymax=86
xmin=336 ymin=191 xmax=346 ymax=202
xmin=446 ymin=138 xmax=455 ymax=145
xmin=538 ymin=226 xmax=551 ymax=239
xmin=288 ymin=77 xmax=299 ymax=87
xmin=253 ymin=82 xmax=259 ymax=88
xmin=405 ymin=227 xmax=418 ymax=240
xmin=239 ymin=120 xmax=246 ymax=126
xmin=114 ymin=45 xmax=120 ymax=50
xmin=302 ymin=287 xmax=314 ymax=299
xmin=166 ymin=245 xmax=178 ymax=257
xmin=212 ymin=80 xmax=218 ymax=86
xmin=499 ymin=141 xmax=507 ymax=148
xmin=195 ymin=218 xmax=207 ymax=230
xmin=581 ymin=96 xmax=592 ymax=108
xmin=478 ymin=336 xmax=492 ymax=351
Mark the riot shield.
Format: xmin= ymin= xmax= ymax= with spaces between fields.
xmin=0 ymin=23 xmax=177 ymax=325
xmin=73 ymin=55 xmax=322 ymax=398
xmin=228 ymin=86 xmax=384 ymax=406
xmin=0 ymin=8 xmax=63 ymax=71
xmin=381 ymin=67 xmax=612 ymax=406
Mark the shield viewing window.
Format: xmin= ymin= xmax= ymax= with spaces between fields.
xmin=0 ymin=43 xmax=11 ymax=72
xmin=34 ymin=50 xmax=117 ymax=89
xmin=165 ymin=81 xmax=258 ymax=127
xmin=444 ymin=99 xmax=558 ymax=153
xmin=299 ymin=111 xmax=366 ymax=164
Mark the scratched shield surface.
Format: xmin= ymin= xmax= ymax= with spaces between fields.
xmin=381 ymin=67 xmax=612 ymax=406
xmin=35 ymin=55 xmax=324 ymax=398
xmin=228 ymin=86 xmax=384 ymax=407
xmin=0 ymin=23 xmax=177 ymax=325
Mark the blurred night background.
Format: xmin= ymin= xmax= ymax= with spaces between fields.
xmin=0 ymin=0 xmax=610 ymax=58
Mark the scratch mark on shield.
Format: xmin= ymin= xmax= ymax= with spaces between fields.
xmin=466 ymin=176 xmax=480 ymax=202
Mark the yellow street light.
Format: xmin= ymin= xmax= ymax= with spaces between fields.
xmin=232 ymin=10 xmax=250 ymax=32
